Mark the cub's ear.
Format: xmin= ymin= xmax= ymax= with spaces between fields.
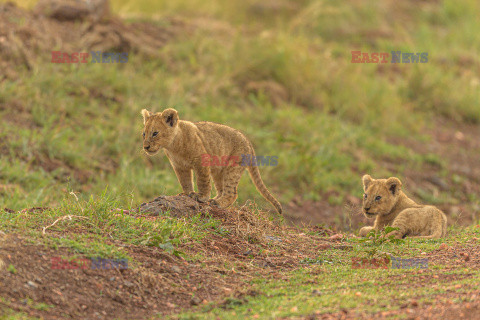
xmin=162 ymin=108 xmax=179 ymax=127
xmin=141 ymin=109 xmax=152 ymax=124
xmin=362 ymin=174 xmax=373 ymax=191
xmin=386 ymin=177 xmax=402 ymax=195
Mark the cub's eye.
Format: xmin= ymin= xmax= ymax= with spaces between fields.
xmin=142 ymin=132 xmax=145 ymax=138
xmin=375 ymin=196 xmax=382 ymax=201
xmin=363 ymin=194 xmax=367 ymax=199
xmin=152 ymin=132 xmax=158 ymax=137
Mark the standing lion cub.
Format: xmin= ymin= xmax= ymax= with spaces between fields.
xmin=141 ymin=108 xmax=282 ymax=214
xmin=359 ymin=175 xmax=447 ymax=239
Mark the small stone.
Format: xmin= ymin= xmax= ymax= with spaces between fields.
xmin=190 ymin=297 xmax=201 ymax=306
xmin=109 ymin=277 xmax=115 ymax=281
xmin=454 ymin=131 xmax=465 ymax=140
xmin=421 ymin=252 xmax=427 ymax=255
xmin=172 ymin=266 xmax=181 ymax=273
xmin=26 ymin=281 xmax=38 ymax=289
xmin=123 ymin=281 xmax=134 ymax=288
xmin=464 ymin=254 xmax=470 ymax=262
xmin=329 ymin=234 xmax=343 ymax=240
xmin=312 ymin=289 xmax=322 ymax=296
xmin=317 ymin=244 xmax=331 ymax=250
xmin=439 ymin=243 xmax=449 ymax=250
xmin=355 ymin=292 xmax=362 ymax=296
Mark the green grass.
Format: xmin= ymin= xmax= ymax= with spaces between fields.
xmin=172 ymin=225 xmax=480 ymax=319
xmin=3 ymin=0 xmax=480 ymax=213
xmin=2 ymin=1 xmax=480 ymax=318
xmin=0 ymin=191 xmax=223 ymax=259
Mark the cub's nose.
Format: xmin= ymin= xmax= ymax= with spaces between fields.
xmin=144 ymin=145 xmax=150 ymax=150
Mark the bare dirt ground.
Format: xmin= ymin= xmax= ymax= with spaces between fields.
xmin=0 ymin=199 xmax=346 ymax=319
xmin=2 ymin=203 xmax=480 ymax=319
xmin=0 ymin=1 xmax=188 ymax=81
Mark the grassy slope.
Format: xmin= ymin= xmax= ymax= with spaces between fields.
xmin=2 ymin=0 xmax=480 ymax=319
xmin=3 ymin=0 xmax=479 ymax=211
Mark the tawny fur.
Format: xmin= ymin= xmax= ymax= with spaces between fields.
xmin=141 ymin=108 xmax=282 ymax=214
xmin=359 ymin=175 xmax=447 ymax=239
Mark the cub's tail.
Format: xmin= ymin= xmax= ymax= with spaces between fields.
xmin=247 ymin=165 xmax=282 ymax=214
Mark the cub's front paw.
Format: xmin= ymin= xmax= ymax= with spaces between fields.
xmin=359 ymin=226 xmax=374 ymax=237
xmin=188 ymin=192 xmax=209 ymax=203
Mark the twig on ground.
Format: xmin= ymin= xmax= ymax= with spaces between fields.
xmin=42 ymin=215 xmax=89 ymax=235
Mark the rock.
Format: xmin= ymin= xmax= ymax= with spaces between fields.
xmin=243 ymin=250 xmax=253 ymax=256
xmin=190 ymin=296 xmax=201 ymax=306
xmin=138 ymin=195 xmax=209 ymax=217
xmin=312 ymin=289 xmax=322 ymax=296
xmin=171 ymin=266 xmax=181 ymax=273
xmin=439 ymin=243 xmax=449 ymax=250
xmin=34 ymin=0 xmax=110 ymax=22
xmin=329 ymin=234 xmax=343 ymax=240
xmin=123 ymin=281 xmax=134 ymax=288
xmin=26 ymin=281 xmax=38 ymax=289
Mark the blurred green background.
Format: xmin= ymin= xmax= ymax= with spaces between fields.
xmin=1 ymin=0 xmax=479 ymax=228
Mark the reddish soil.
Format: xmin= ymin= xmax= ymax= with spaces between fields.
xmin=0 ymin=200 xmax=345 ymax=319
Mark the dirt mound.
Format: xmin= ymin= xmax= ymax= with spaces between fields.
xmin=0 ymin=200 xmax=343 ymax=319
xmin=138 ymin=194 xmax=208 ymax=217
xmin=0 ymin=1 xmax=185 ymax=80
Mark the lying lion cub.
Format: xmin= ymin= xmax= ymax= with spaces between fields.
xmin=141 ymin=108 xmax=282 ymax=214
xmin=359 ymin=175 xmax=447 ymax=239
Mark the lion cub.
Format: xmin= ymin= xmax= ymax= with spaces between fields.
xmin=359 ymin=175 xmax=447 ymax=239
xmin=141 ymin=108 xmax=282 ymax=214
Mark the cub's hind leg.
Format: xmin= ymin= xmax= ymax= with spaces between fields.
xmin=212 ymin=165 xmax=246 ymax=208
